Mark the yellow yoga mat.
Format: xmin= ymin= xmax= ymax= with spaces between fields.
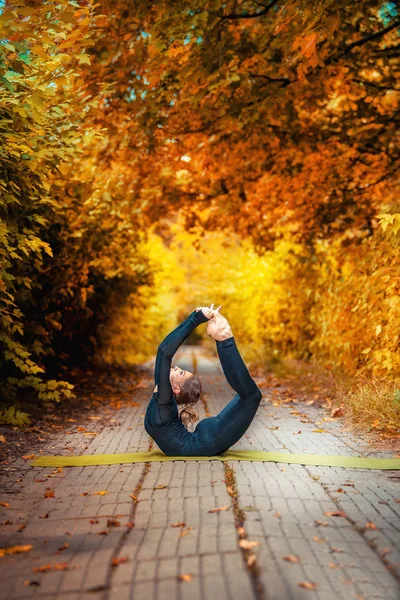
xmin=30 ymin=449 xmax=400 ymax=469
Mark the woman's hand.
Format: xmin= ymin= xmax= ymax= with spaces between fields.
xmin=195 ymin=303 xmax=221 ymax=320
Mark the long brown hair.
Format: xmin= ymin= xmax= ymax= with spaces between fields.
xmin=176 ymin=376 xmax=201 ymax=432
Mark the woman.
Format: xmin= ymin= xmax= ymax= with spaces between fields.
xmin=144 ymin=303 xmax=262 ymax=456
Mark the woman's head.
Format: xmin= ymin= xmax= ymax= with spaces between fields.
xmin=170 ymin=365 xmax=202 ymax=431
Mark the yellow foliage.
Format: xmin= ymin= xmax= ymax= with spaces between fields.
xmin=95 ymin=233 xmax=183 ymax=366
xmin=106 ymin=213 xmax=399 ymax=393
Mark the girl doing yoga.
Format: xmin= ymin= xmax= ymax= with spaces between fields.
xmin=144 ymin=304 xmax=262 ymax=456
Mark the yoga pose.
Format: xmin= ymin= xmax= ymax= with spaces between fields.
xmin=144 ymin=304 xmax=262 ymax=456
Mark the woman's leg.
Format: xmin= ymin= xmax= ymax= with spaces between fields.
xmin=216 ymin=336 xmax=261 ymax=401
xmin=212 ymin=337 xmax=262 ymax=452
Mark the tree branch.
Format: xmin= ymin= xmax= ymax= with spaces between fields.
xmin=352 ymin=78 xmax=400 ymax=91
xmin=325 ymin=18 xmax=400 ymax=65
xmin=250 ymin=72 xmax=292 ymax=87
xmin=217 ymin=0 xmax=280 ymax=22
xmin=343 ymin=18 xmax=400 ymax=54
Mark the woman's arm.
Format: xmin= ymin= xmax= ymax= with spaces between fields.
xmin=156 ymin=309 xmax=210 ymax=407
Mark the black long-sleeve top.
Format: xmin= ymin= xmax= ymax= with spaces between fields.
xmin=144 ymin=310 xmax=262 ymax=456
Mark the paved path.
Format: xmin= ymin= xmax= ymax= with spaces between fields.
xmin=1 ymin=345 xmax=399 ymax=600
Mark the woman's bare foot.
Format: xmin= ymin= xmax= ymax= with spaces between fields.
xmin=206 ymin=307 xmax=233 ymax=341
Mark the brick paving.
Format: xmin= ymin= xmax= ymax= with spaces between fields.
xmin=0 ymin=344 xmax=399 ymax=600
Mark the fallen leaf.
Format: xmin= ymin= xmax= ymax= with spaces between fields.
xmin=0 ymin=502 xmax=10 ymax=507
xmin=80 ymin=492 xmax=89 ymax=496
xmin=44 ymin=489 xmax=55 ymax=499
xmin=364 ymin=522 xmax=377 ymax=530
xmin=274 ymin=512 xmax=281 ymax=519
xmin=329 ymin=547 xmax=344 ymax=553
xmin=314 ymin=520 xmax=328 ymax=527
xmin=282 ymin=555 xmax=300 ymax=563
xmin=97 ymin=531 xmax=108 ymax=535
xmin=312 ymin=429 xmax=326 ymax=433
xmin=125 ymin=521 xmax=134 ymax=529
xmin=328 ymin=562 xmax=340 ymax=569
xmin=180 ymin=527 xmax=193 ymax=537
xmin=57 ymin=543 xmax=69 ymax=551
xmin=324 ymin=511 xmax=347 ymax=518
xmin=0 ymin=435 xmax=6 ymax=443
xmin=239 ymin=539 xmax=260 ymax=550
xmin=330 ymin=407 xmax=344 ymax=418
xmin=171 ymin=522 xmax=186 ymax=528
xmin=247 ymin=554 xmax=256 ymax=566
xmin=177 ymin=574 xmax=192 ymax=582
xmin=22 ymin=454 xmax=35 ymax=460
xmin=0 ymin=544 xmax=33 ymax=557
xmin=298 ymin=581 xmax=317 ymax=590
xmin=107 ymin=519 xmax=121 ymax=527
xmin=93 ymin=491 xmax=109 ymax=496
xmin=33 ymin=563 xmax=68 ymax=573
xmin=89 ymin=519 xmax=99 ymax=524
xmin=24 ymin=581 xmax=40 ymax=587
xmin=111 ymin=557 xmax=129 ymax=566
xmin=208 ymin=506 xmax=229 ymax=513
xmin=237 ymin=526 xmax=245 ymax=537
xmin=312 ymin=536 xmax=325 ymax=543
xmin=153 ymin=484 xmax=167 ymax=490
